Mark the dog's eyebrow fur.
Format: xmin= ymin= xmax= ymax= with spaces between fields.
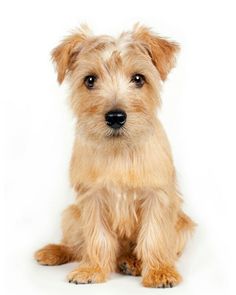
xmin=80 ymin=35 xmax=151 ymax=75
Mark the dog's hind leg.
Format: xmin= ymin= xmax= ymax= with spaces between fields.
xmin=175 ymin=211 xmax=195 ymax=257
xmin=35 ymin=244 xmax=76 ymax=265
xmin=117 ymin=253 xmax=142 ymax=276
xmin=117 ymin=238 xmax=142 ymax=276
xmin=35 ymin=204 xmax=83 ymax=265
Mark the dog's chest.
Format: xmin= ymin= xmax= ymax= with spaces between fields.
xmin=72 ymin=140 xmax=173 ymax=189
xmin=109 ymin=189 xmax=140 ymax=238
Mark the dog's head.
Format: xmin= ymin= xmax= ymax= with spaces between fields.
xmin=52 ymin=24 xmax=179 ymax=143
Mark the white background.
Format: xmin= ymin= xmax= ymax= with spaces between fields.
xmin=1 ymin=0 xmax=236 ymax=294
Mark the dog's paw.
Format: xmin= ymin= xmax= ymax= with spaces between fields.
xmin=34 ymin=244 xmax=71 ymax=266
xmin=142 ymin=265 xmax=182 ymax=288
xmin=117 ymin=255 xmax=141 ymax=276
xmin=67 ymin=266 xmax=107 ymax=284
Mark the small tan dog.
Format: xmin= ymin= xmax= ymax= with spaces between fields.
xmin=35 ymin=24 xmax=195 ymax=288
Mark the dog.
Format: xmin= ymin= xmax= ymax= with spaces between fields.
xmin=35 ymin=24 xmax=195 ymax=288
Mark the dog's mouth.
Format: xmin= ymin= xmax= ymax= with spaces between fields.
xmin=105 ymin=127 xmax=126 ymax=138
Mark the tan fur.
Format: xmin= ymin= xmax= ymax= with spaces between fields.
xmin=142 ymin=265 xmax=182 ymax=288
xmin=35 ymin=24 xmax=195 ymax=288
xmin=117 ymin=254 xmax=142 ymax=276
xmin=35 ymin=244 xmax=75 ymax=265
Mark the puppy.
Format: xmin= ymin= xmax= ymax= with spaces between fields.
xmin=35 ymin=24 xmax=195 ymax=288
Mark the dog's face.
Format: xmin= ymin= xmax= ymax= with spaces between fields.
xmin=52 ymin=25 xmax=179 ymax=143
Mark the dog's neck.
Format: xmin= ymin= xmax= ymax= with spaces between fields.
xmin=70 ymin=118 xmax=175 ymax=190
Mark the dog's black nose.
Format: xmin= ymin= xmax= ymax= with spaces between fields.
xmin=105 ymin=109 xmax=127 ymax=129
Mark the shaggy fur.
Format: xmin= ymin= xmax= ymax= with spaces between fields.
xmin=35 ymin=24 xmax=195 ymax=288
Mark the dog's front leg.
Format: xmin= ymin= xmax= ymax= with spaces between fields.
xmin=67 ymin=191 xmax=118 ymax=284
xmin=136 ymin=189 xmax=182 ymax=288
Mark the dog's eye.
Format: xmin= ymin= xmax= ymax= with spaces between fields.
xmin=84 ymin=75 xmax=97 ymax=89
xmin=131 ymin=74 xmax=145 ymax=88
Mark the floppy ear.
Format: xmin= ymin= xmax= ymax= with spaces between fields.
xmin=133 ymin=25 xmax=180 ymax=81
xmin=52 ymin=26 xmax=91 ymax=84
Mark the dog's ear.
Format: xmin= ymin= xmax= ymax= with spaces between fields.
xmin=52 ymin=26 xmax=92 ymax=84
xmin=133 ymin=25 xmax=180 ymax=81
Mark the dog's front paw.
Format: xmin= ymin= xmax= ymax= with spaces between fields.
xmin=142 ymin=265 xmax=182 ymax=288
xmin=67 ymin=266 xmax=107 ymax=284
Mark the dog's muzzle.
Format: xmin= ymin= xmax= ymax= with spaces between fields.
xmin=105 ymin=109 xmax=127 ymax=129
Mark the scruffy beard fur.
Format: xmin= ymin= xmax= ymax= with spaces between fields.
xmin=35 ymin=24 xmax=195 ymax=288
